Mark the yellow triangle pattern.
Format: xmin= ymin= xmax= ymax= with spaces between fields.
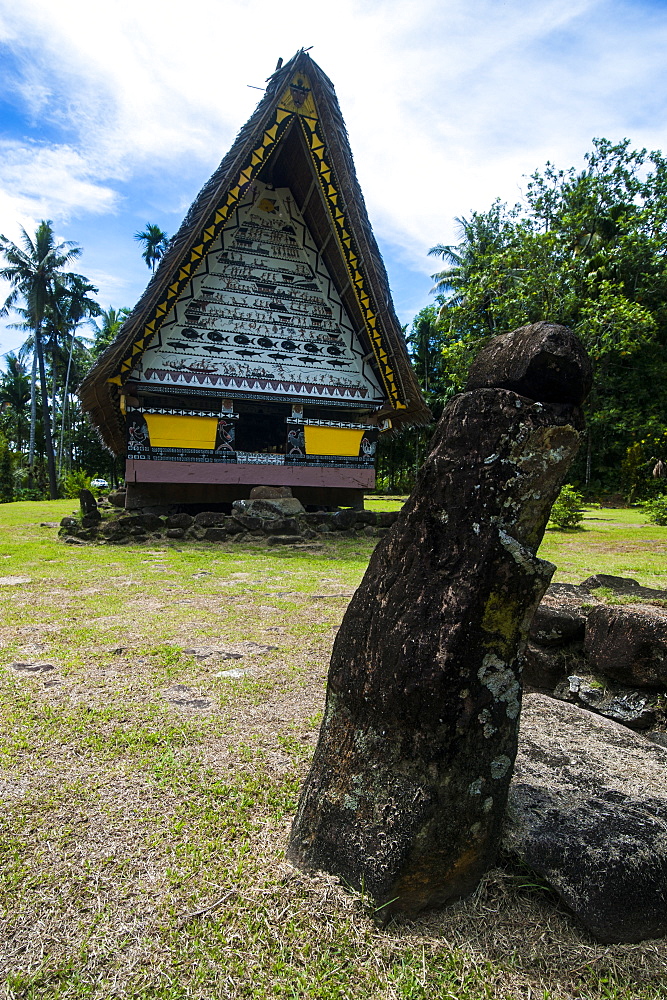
xmin=298 ymin=106 xmax=406 ymax=410
xmin=113 ymin=101 xmax=294 ymax=383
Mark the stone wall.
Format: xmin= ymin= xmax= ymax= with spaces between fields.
xmin=59 ymin=506 xmax=398 ymax=546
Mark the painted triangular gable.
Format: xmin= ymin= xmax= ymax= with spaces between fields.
xmin=133 ymin=183 xmax=385 ymax=406
xmin=115 ymin=69 xmax=406 ymax=411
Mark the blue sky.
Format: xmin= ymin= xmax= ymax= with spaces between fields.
xmin=1 ymin=0 xmax=667 ymax=356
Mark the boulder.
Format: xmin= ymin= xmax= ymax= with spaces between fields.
xmin=107 ymin=489 xmax=127 ymax=508
xmin=185 ymin=525 xmax=207 ymax=540
xmin=166 ymin=513 xmax=193 ymax=529
xmin=204 ymin=527 xmax=230 ymax=542
xmin=555 ymin=673 xmax=660 ymax=730
xmin=376 ymin=511 xmax=400 ymax=528
xmin=232 ymin=514 xmax=267 ymax=533
xmin=98 ymin=519 xmax=125 ymax=539
xmin=249 ymin=485 xmax=293 ymax=499
xmin=264 ymin=517 xmax=302 ymax=535
xmin=504 ymin=693 xmax=667 ymax=943
xmin=301 ymin=511 xmax=328 ymax=527
xmin=81 ymin=513 xmax=102 ymax=529
xmin=115 ymin=514 xmax=144 ymax=529
xmin=584 ymin=604 xmax=667 ymax=689
xmin=528 ymin=583 xmax=592 ymax=647
xmin=288 ymin=323 xmax=587 ymax=916
xmin=329 ymin=508 xmax=357 ymax=530
xmin=466 ymin=322 xmax=593 ymax=406
xmin=581 ymin=574 xmax=667 ymax=601
xmin=232 ymin=497 xmax=306 ymax=519
xmin=193 ymin=511 xmax=228 ymax=528
xmin=135 ymin=513 xmax=164 ymax=531
xmin=221 ymin=516 xmax=244 ymax=535
xmin=530 ymin=590 xmax=586 ymax=646
xmin=522 ymin=643 xmax=575 ymax=690
xmin=354 ymin=510 xmax=379 ymax=526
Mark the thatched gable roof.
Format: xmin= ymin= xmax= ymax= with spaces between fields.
xmin=80 ymin=50 xmax=429 ymax=454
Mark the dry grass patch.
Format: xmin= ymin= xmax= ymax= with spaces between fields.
xmin=0 ymin=501 xmax=666 ymax=998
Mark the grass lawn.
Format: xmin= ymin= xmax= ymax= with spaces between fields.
xmin=0 ymin=499 xmax=665 ymax=999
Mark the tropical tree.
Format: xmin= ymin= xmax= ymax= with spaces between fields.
xmin=91 ymin=306 xmax=130 ymax=359
xmin=430 ymin=204 xmax=519 ymax=335
xmin=46 ymin=274 xmax=101 ymax=473
xmin=134 ymin=224 xmax=169 ymax=272
xmin=0 ymin=220 xmax=83 ymax=497
xmin=427 ymin=138 xmax=667 ymax=492
xmin=0 ymin=352 xmax=30 ymax=455
xmin=405 ymin=306 xmax=453 ymax=417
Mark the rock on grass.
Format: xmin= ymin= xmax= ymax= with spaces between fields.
xmin=504 ymin=693 xmax=667 ymax=943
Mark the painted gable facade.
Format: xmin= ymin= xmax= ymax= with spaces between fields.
xmin=81 ymin=54 xmax=428 ymax=509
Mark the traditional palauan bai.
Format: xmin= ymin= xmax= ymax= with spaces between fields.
xmin=80 ymin=50 xmax=428 ymax=510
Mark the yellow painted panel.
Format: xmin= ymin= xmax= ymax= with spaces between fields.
xmin=144 ymin=414 xmax=218 ymax=450
xmin=304 ymin=426 xmax=365 ymax=457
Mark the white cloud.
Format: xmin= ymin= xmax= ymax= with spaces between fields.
xmin=0 ymin=141 xmax=119 ymax=225
xmin=1 ymin=0 xmax=667 ymax=342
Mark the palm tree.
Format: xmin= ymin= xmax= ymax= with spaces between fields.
xmin=429 ymin=205 xmax=515 ymax=334
xmin=134 ymin=224 xmax=169 ymax=272
xmin=52 ymin=275 xmax=101 ymax=474
xmin=91 ymin=306 xmax=130 ymax=359
xmin=0 ymin=353 xmax=30 ymax=455
xmin=0 ymin=221 xmax=82 ymax=497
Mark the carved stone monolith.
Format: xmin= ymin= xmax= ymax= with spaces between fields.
xmin=288 ymin=322 xmax=591 ymax=916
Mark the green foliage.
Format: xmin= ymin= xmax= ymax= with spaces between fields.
xmin=643 ymin=494 xmax=667 ymax=526
xmin=549 ymin=484 xmax=585 ymax=529
xmin=0 ymin=352 xmax=30 ymax=454
xmin=621 ymin=442 xmax=647 ymax=502
xmin=375 ymin=426 xmax=432 ymax=493
xmin=61 ymin=468 xmax=92 ymax=499
xmin=427 ymin=138 xmax=667 ymax=492
xmin=405 ymin=306 xmax=456 ymax=416
xmin=0 ymin=220 xmax=88 ymax=498
xmin=91 ymin=305 xmax=131 ymax=360
xmin=0 ymin=435 xmax=13 ymax=503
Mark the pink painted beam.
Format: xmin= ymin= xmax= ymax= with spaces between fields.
xmin=125 ymin=459 xmax=375 ymax=489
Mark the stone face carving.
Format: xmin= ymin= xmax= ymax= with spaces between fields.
xmin=288 ymin=323 xmax=589 ymax=915
xmin=465 ymin=321 xmax=592 ymax=405
xmin=79 ymin=488 xmax=100 ymax=519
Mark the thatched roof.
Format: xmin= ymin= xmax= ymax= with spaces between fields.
xmin=80 ymin=49 xmax=429 ymax=454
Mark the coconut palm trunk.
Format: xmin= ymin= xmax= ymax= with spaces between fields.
xmin=35 ymin=326 xmax=58 ymax=498
xmin=27 ymin=346 xmax=38 ymax=487
xmin=58 ymin=331 xmax=76 ymax=476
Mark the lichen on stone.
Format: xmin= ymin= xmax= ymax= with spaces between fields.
xmin=478 ymin=653 xmax=521 ymax=720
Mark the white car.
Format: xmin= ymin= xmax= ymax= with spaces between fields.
xmin=90 ymin=478 xmax=109 ymax=489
